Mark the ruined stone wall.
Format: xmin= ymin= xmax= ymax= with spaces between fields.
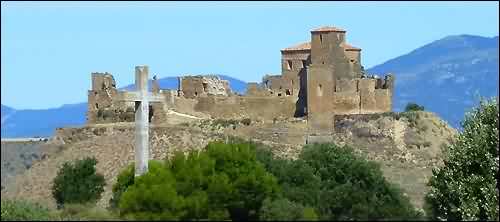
xmin=358 ymin=78 xmax=377 ymax=114
xmin=194 ymin=96 xmax=297 ymax=120
xmin=246 ymin=82 xmax=270 ymax=96
xmin=180 ymin=76 xmax=231 ymax=99
xmin=87 ymin=73 xmax=132 ymax=124
xmin=307 ymin=64 xmax=335 ymax=133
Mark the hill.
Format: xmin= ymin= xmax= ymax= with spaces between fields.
xmin=368 ymin=35 xmax=499 ymax=128
xmin=1 ymin=111 xmax=457 ymax=211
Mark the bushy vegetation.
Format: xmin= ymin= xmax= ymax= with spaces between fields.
xmin=51 ymin=157 xmax=106 ymax=208
xmin=1 ymin=200 xmax=54 ymax=221
xmin=116 ymin=141 xmax=280 ymax=220
xmin=425 ymin=97 xmax=499 ymax=220
xmin=108 ymin=140 xmax=423 ymax=220
xmin=405 ymin=102 xmax=425 ymax=112
xmin=257 ymin=143 xmax=422 ymax=220
xmin=56 ymin=203 xmax=118 ymax=221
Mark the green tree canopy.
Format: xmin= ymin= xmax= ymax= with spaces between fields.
xmin=257 ymin=143 xmax=421 ymax=220
xmin=117 ymin=141 xmax=281 ymax=221
xmin=425 ymin=97 xmax=499 ymax=220
xmin=51 ymin=157 xmax=106 ymax=208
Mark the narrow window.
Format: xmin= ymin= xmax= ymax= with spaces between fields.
xmin=320 ymin=34 xmax=323 ymax=44
xmin=194 ymin=91 xmax=198 ymax=96
xmin=202 ymin=83 xmax=208 ymax=92
xmin=317 ymin=84 xmax=323 ymax=96
xmin=286 ymin=89 xmax=291 ymax=96
xmin=95 ymin=103 xmax=99 ymax=109
xmin=287 ymin=60 xmax=293 ymax=70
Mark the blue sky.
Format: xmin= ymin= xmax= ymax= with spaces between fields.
xmin=1 ymin=1 xmax=499 ymax=109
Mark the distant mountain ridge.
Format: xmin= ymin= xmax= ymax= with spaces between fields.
xmin=368 ymin=34 xmax=498 ymax=128
xmin=2 ymin=34 xmax=498 ymax=137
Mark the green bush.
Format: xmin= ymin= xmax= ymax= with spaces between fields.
xmin=300 ymin=143 xmax=421 ymax=220
xmin=259 ymin=198 xmax=305 ymax=221
xmin=51 ymin=157 xmax=106 ymax=208
xmin=1 ymin=199 xmax=54 ymax=221
xmin=117 ymin=141 xmax=280 ymax=220
xmin=241 ymin=118 xmax=252 ymax=126
xmin=56 ymin=203 xmax=118 ymax=221
xmin=425 ymin=97 xmax=499 ymax=220
xmin=405 ymin=102 xmax=425 ymax=112
xmin=256 ymin=142 xmax=422 ymax=220
xmin=109 ymin=163 xmax=135 ymax=210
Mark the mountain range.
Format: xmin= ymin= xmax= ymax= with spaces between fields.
xmin=2 ymin=35 xmax=498 ymax=137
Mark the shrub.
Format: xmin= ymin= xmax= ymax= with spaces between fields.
xmin=56 ymin=203 xmax=118 ymax=221
xmin=51 ymin=157 xmax=106 ymax=208
xmin=299 ymin=143 xmax=421 ymax=220
xmin=241 ymin=118 xmax=252 ymax=126
xmin=425 ymin=97 xmax=499 ymax=220
xmin=259 ymin=198 xmax=305 ymax=221
xmin=256 ymin=142 xmax=422 ymax=220
xmin=109 ymin=163 xmax=135 ymax=210
xmin=405 ymin=102 xmax=425 ymax=112
xmin=1 ymin=199 xmax=54 ymax=221
xmin=117 ymin=141 xmax=280 ymax=221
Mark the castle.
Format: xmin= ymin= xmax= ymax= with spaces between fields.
xmin=87 ymin=26 xmax=394 ymax=141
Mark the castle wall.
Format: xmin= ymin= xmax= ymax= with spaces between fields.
xmin=194 ymin=96 xmax=297 ymax=120
xmin=375 ymin=89 xmax=392 ymax=113
xmin=332 ymin=91 xmax=360 ymax=114
xmin=246 ymin=82 xmax=269 ymax=96
xmin=180 ymin=76 xmax=230 ymax=99
xmin=307 ymin=65 xmax=335 ymax=133
xmin=359 ymin=78 xmax=377 ymax=114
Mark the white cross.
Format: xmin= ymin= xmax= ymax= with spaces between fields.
xmin=118 ymin=65 xmax=164 ymax=177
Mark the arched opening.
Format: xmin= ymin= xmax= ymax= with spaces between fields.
xmin=286 ymin=89 xmax=291 ymax=96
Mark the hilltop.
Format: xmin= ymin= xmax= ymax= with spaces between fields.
xmin=1 ymin=111 xmax=456 ymax=211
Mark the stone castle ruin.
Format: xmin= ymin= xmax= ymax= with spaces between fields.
xmin=87 ymin=26 xmax=394 ymax=142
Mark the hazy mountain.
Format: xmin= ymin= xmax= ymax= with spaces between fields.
xmin=1 ymin=75 xmax=247 ymax=138
xmin=368 ymin=35 xmax=499 ymax=128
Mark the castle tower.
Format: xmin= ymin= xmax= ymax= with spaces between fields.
xmin=307 ymin=26 xmax=348 ymax=133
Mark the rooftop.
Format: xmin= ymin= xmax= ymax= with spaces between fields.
xmin=281 ymin=42 xmax=311 ymax=52
xmin=341 ymin=43 xmax=362 ymax=51
xmin=281 ymin=41 xmax=361 ymax=52
xmin=311 ymin=26 xmax=346 ymax=33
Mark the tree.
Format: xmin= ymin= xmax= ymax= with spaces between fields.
xmin=425 ymin=97 xmax=499 ymax=220
xmin=51 ymin=157 xmax=106 ymax=208
xmin=405 ymin=102 xmax=425 ymax=112
xmin=117 ymin=141 xmax=281 ymax=220
xmin=1 ymin=200 xmax=54 ymax=221
xmin=256 ymin=142 xmax=421 ymax=220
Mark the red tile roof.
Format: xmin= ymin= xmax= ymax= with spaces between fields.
xmin=311 ymin=26 xmax=346 ymax=33
xmin=282 ymin=41 xmax=361 ymax=52
xmin=341 ymin=43 xmax=361 ymax=51
xmin=281 ymin=42 xmax=311 ymax=52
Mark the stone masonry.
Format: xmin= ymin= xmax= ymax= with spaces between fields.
xmin=86 ymin=25 xmax=394 ymax=141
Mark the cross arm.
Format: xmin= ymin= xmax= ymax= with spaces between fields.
xmin=117 ymin=91 xmax=165 ymax=102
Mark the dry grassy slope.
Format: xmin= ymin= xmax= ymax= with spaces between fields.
xmin=1 ymin=111 xmax=456 ymax=211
